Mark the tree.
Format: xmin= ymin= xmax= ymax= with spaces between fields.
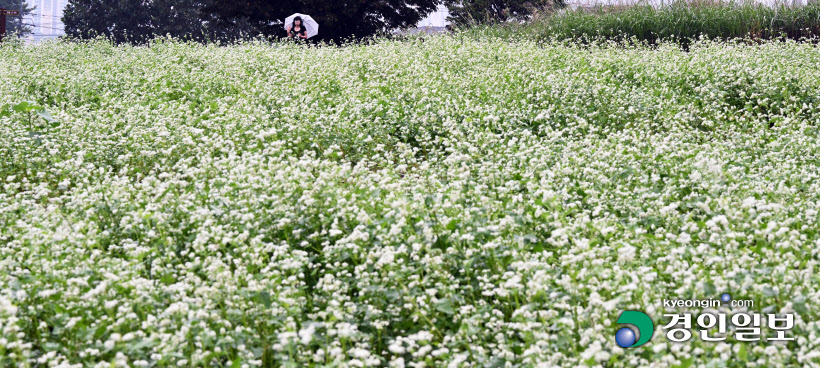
xmin=64 ymin=0 xmax=442 ymax=44
xmin=63 ymin=0 xmax=214 ymax=44
xmin=64 ymin=0 xmax=151 ymax=43
xmin=444 ymin=0 xmax=565 ymax=26
xmin=0 ymin=0 xmax=35 ymax=36
xmin=200 ymin=0 xmax=441 ymax=42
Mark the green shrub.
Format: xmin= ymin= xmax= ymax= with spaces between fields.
xmin=463 ymin=1 xmax=820 ymax=46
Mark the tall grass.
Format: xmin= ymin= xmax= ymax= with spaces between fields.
xmin=463 ymin=1 xmax=820 ymax=46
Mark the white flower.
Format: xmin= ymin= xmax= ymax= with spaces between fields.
xmin=2 ymin=35 xmax=818 ymax=368
xmin=618 ymin=244 xmax=637 ymax=263
xmin=299 ymin=325 xmax=316 ymax=345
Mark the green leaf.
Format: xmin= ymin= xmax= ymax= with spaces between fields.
xmin=435 ymin=299 xmax=455 ymax=315
xmin=13 ymin=101 xmax=36 ymax=112
xmin=673 ymin=356 xmax=694 ymax=368
xmin=94 ymin=324 xmax=107 ymax=340
xmin=738 ymin=344 xmax=748 ymax=362
xmin=616 ymin=167 xmax=633 ymax=179
xmin=385 ymin=290 xmax=400 ymax=302
xmin=27 ymin=131 xmax=44 ymax=144
xmin=258 ymin=291 xmax=272 ymax=308
xmin=36 ymin=109 xmax=55 ymax=123
xmin=127 ymin=338 xmax=156 ymax=353
xmin=793 ymin=295 xmax=808 ymax=314
xmin=703 ymin=281 xmax=715 ymax=296
xmin=445 ymin=219 xmax=457 ymax=231
xmin=753 ymin=239 xmax=770 ymax=255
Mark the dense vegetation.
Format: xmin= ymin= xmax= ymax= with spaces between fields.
xmin=62 ymin=0 xmax=439 ymax=43
xmin=444 ymin=0 xmax=566 ymax=26
xmin=475 ymin=1 xmax=820 ymax=46
xmin=1 ymin=36 xmax=820 ymax=367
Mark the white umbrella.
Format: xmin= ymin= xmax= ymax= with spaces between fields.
xmin=284 ymin=13 xmax=319 ymax=39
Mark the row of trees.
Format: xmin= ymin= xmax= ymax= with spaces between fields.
xmin=445 ymin=0 xmax=563 ymax=26
xmin=5 ymin=0 xmax=566 ymax=43
xmin=62 ymin=0 xmax=442 ymax=43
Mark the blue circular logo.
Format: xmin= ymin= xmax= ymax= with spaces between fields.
xmin=615 ymin=311 xmax=654 ymax=348
xmin=615 ymin=327 xmax=637 ymax=348
xmin=721 ymin=293 xmax=731 ymax=302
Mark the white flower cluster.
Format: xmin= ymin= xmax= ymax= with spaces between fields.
xmin=0 ymin=36 xmax=819 ymax=367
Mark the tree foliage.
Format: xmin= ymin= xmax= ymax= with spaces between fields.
xmin=63 ymin=0 xmax=441 ymax=44
xmin=200 ymin=0 xmax=441 ymax=42
xmin=0 ymin=0 xmax=35 ymax=36
xmin=63 ymin=0 xmax=214 ymax=44
xmin=444 ymin=0 xmax=565 ymax=26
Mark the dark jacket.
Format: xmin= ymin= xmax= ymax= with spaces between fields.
xmin=289 ymin=26 xmax=306 ymax=38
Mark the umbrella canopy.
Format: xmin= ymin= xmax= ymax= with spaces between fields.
xmin=284 ymin=13 xmax=319 ymax=39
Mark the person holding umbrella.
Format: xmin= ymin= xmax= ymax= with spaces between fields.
xmin=286 ymin=16 xmax=308 ymax=39
xmin=285 ymin=14 xmax=319 ymax=40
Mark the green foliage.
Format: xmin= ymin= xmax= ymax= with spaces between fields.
xmin=63 ymin=0 xmax=218 ymax=44
xmin=467 ymin=1 xmax=820 ymax=46
xmin=63 ymin=0 xmax=440 ymax=44
xmin=1 ymin=36 xmax=819 ymax=367
xmin=445 ymin=0 xmax=566 ymax=26
xmin=11 ymin=100 xmax=60 ymax=137
xmin=200 ymin=0 xmax=440 ymax=42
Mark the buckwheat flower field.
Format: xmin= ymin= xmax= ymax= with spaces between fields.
xmin=1 ymin=36 xmax=819 ymax=367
